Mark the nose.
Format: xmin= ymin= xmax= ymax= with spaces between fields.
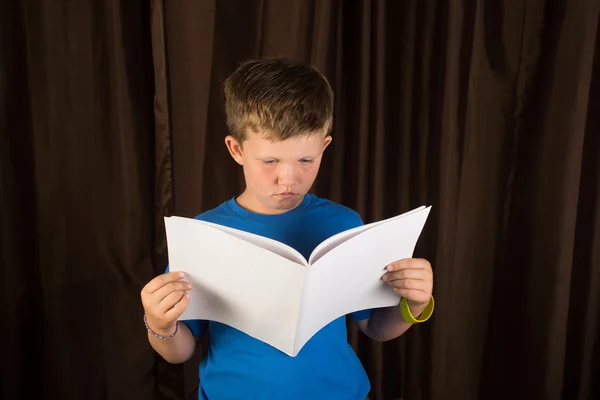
xmin=277 ymin=164 xmax=296 ymax=187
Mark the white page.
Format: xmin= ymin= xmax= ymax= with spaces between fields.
xmin=164 ymin=216 xmax=307 ymax=356
xmin=308 ymin=224 xmax=371 ymax=265
xmin=294 ymin=206 xmax=431 ymax=353
xmin=197 ymin=219 xmax=307 ymax=266
xmin=308 ymin=206 xmax=427 ymax=264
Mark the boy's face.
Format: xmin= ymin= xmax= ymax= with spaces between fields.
xmin=225 ymin=129 xmax=332 ymax=215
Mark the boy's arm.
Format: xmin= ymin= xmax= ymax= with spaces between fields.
xmin=147 ymin=321 xmax=198 ymax=364
xmin=141 ymin=271 xmax=201 ymax=364
xmin=355 ymin=301 xmax=428 ymax=342
xmin=356 ymin=258 xmax=433 ymax=341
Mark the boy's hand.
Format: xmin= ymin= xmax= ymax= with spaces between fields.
xmin=141 ymin=271 xmax=192 ymax=335
xmin=382 ymin=258 xmax=433 ymax=309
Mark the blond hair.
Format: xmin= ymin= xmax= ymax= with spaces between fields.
xmin=223 ymin=58 xmax=334 ymax=142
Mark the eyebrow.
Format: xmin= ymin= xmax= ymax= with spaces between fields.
xmin=256 ymin=153 xmax=321 ymax=160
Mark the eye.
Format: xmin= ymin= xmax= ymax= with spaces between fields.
xmin=262 ymin=159 xmax=277 ymax=165
xmin=299 ymin=159 xmax=313 ymax=165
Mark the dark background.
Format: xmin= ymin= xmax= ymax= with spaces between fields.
xmin=1 ymin=1 xmax=599 ymax=399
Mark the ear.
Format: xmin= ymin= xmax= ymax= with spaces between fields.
xmin=224 ymin=135 xmax=244 ymax=165
xmin=323 ymin=135 xmax=333 ymax=150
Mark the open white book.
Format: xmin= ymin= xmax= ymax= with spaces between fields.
xmin=164 ymin=205 xmax=432 ymax=357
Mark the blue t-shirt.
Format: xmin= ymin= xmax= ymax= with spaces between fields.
xmin=176 ymin=194 xmax=373 ymax=400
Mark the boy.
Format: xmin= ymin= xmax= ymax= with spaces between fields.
xmin=141 ymin=58 xmax=434 ymax=400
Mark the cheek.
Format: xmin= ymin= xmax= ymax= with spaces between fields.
xmin=246 ymin=164 xmax=276 ymax=183
xmin=299 ymin=163 xmax=320 ymax=181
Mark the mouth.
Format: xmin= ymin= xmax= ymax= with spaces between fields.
xmin=275 ymin=192 xmax=296 ymax=198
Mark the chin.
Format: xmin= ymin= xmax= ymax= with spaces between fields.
xmin=269 ymin=195 xmax=303 ymax=210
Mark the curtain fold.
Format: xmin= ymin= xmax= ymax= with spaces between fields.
xmin=1 ymin=1 xmax=158 ymax=399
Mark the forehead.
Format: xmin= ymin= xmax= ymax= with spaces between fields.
xmin=242 ymin=130 xmax=326 ymax=157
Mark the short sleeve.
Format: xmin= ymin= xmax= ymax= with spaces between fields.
xmin=180 ymin=319 xmax=208 ymax=337
xmin=164 ymin=265 xmax=208 ymax=337
xmin=349 ymin=308 xmax=373 ymax=321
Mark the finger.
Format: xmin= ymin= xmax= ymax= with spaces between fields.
xmin=158 ymin=290 xmax=187 ymax=313
xmin=143 ymin=271 xmax=185 ymax=294
xmin=387 ymin=278 xmax=429 ymax=292
xmin=382 ymin=268 xmax=428 ymax=282
xmin=386 ymin=258 xmax=429 ymax=272
xmin=164 ymin=292 xmax=191 ymax=320
xmin=393 ymin=288 xmax=431 ymax=303
xmin=153 ymin=281 xmax=192 ymax=303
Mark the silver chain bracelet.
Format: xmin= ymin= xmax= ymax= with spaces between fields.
xmin=144 ymin=313 xmax=179 ymax=340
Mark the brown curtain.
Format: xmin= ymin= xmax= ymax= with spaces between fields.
xmin=0 ymin=1 xmax=159 ymax=399
xmin=1 ymin=1 xmax=599 ymax=400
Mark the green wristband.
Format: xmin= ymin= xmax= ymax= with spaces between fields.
xmin=399 ymin=296 xmax=435 ymax=324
